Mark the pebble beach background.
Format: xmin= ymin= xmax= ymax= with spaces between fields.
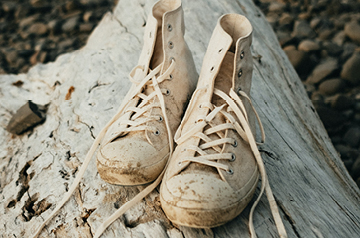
xmin=1 ymin=0 xmax=359 ymax=187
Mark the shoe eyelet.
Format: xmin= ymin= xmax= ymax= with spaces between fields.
xmin=232 ymin=140 xmax=238 ymax=147
xmin=210 ymin=66 xmax=215 ymax=72
xmin=170 ymin=57 xmax=175 ymax=62
xmin=237 ymin=87 xmax=242 ymax=95
xmin=169 ymin=74 xmax=173 ymax=80
xmin=227 ymin=168 xmax=234 ymax=175
xmin=154 ymin=130 xmax=160 ymax=136
xmin=167 ymin=24 xmax=172 ymax=31
xmin=198 ymin=104 xmax=202 ymax=108
xmin=158 ymin=115 xmax=163 ymax=122
xmin=165 ymin=89 xmax=171 ymax=95
xmin=218 ymin=48 xmax=223 ymax=53
xmin=230 ymin=153 xmax=236 ymax=162
xmin=168 ymin=41 xmax=174 ymax=49
xmin=238 ymin=69 xmax=243 ymax=77
xmin=240 ymin=50 xmax=245 ymax=59
xmin=178 ymin=161 xmax=182 ymax=166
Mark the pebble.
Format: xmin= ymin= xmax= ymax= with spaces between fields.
xmin=284 ymin=48 xmax=310 ymax=74
xmin=344 ymin=20 xmax=360 ymax=44
xmin=329 ymin=94 xmax=353 ymax=110
xmin=298 ymin=40 xmax=320 ymax=52
xmin=306 ymin=58 xmax=338 ymax=84
xmin=62 ymin=16 xmax=80 ymax=33
xmin=79 ymin=23 xmax=94 ymax=33
xmin=28 ymin=22 xmax=48 ymax=36
xmin=318 ymin=78 xmax=345 ymax=95
xmin=332 ymin=31 xmax=346 ymax=46
xmin=341 ymin=51 xmax=360 ymax=85
xmin=292 ymin=20 xmax=317 ymax=39
xmin=278 ymin=13 xmax=293 ymax=26
xmin=322 ymin=41 xmax=343 ymax=57
xmin=344 ymin=127 xmax=360 ymax=148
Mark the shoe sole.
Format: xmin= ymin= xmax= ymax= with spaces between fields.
xmin=96 ymin=152 xmax=169 ymax=186
xmin=160 ymin=172 xmax=259 ymax=228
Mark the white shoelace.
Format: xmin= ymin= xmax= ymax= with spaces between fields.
xmin=174 ymin=87 xmax=287 ymax=238
xmin=32 ymin=60 xmax=176 ymax=238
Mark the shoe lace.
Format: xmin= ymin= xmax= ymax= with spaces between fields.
xmin=32 ymin=60 xmax=176 ymax=238
xmin=174 ymin=87 xmax=287 ymax=238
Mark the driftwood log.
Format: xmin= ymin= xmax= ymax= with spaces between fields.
xmin=1 ymin=0 xmax=359 ymax=237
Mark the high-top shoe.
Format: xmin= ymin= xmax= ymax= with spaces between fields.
xmin=160 ymin=14 xmax=287 ymax=238
xmin=96 ymin=0 xmax=198 ymax=185
xmin=32 ymin=1 xmax=198 ymax=237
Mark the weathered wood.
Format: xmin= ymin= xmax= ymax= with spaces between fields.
xmin=1 ymin=0 xmax=359 ymax=237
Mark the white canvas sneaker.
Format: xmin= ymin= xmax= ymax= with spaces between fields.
xmin=160 ymin=14 xmax=287 ymax=238
xmin=33 ymin=1 xmax=198 ymax=237
xmin=96 ymin=0 xmax=198 ymax=185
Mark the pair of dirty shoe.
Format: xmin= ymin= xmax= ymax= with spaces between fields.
xmin=33 ymin=0 xmax=287 ymax=238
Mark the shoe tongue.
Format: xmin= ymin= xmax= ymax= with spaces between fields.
xmin=181 ymin=52 xmax=235 ymax=178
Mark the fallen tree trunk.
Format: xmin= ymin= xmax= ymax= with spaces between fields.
xmin=1 ymin=0 xmax=359 ymax=237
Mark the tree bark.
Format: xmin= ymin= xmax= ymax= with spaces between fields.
xmin=1 ymin=0 xmax=359 ymax=237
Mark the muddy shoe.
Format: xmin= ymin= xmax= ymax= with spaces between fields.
xmin=96 ymin=0 xmax=198 ymax=185
xmin=160 ymin=14 xmax=287 ymax=237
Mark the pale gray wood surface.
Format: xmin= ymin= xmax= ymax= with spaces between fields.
xmin=1 ymin=0 xmax=359 ymax=237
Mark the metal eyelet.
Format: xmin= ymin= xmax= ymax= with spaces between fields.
xmin=232 ymin=140 xmax=238 ymax=147
xmin=158 ymin=116 xmax=163 ymax=122
xmin=178 ymin=161 xmax=182 ymax=166
xmin=168 ymin=41 xmax=174 ymax=49
xmin=227 ymin=168 xmax=234 ymax=175
xmin=237 ymin=87 xmax=242 ymax=94
xmin=154 ymin=130 xmax=160 ymax=136
xmin=167 ymin=24 xmax=172 ymax=31
xmin=165 ymin=89 xmax=171 ymax=95
xmin=210 ymin=66 xmax=215 ymax=72
xmin=240 ymin=50 xmax=245 ymax=59
xmin=230 ymin=153 xmax=236 ymax=162
xmin=169 ymin=74 xmax=173 ymax=80
xmin=218 ymin=48 xmax=223 ymax=53
xmin=199 ymin=104 xmax=202 ymax=108
xmin=238 ymin=69 xmax=243 ymax=77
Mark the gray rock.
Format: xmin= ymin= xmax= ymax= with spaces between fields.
xmin=62 ymin=16 xmax=80 ymax=32
xmin=19 ymin=15 xmax=38 ymax=28
xmin=28 ymin=22 xmax=48 ymax=36
xmin=341 ymin=51 xmax=360 ymax=85
xmin=4 ymin=50 xmax=18 ymax=65
xmin=318 ymin=29 xmax=334 ymax=40
xmin=278 ymin=13 xmax=293 ymax=26
xmin=344 ymin=127 xmax=360 ymax=148
xmin=284 ymin=48 xmax=310 ymax=73
xmin=323 ymin=41 xmax=343 ymax=57
xmin=318 ymin=78 xmax=346 ymax=95
xmin=335 ymin=144 xmax=356 ymax=161
xmin=310 ymin=18 xmax=321 ymax=29
xmin=2 ymin=2 xmax=16 ymax=12
xmin=79 ymin=23 xmax=94 ymax=33
xmin=306 ymin=58 xmax=338 ymax=84
xmin=277 ymin=31 xmax=293 ymax=46
xmin=341 ymin=42 xmax=357 ymax=62
xmin=332 ymin=31 xmax=346 ymax=46
xmin=344 ymin=20 xmax=360 ymax=44
xmin=298 ymin=40 xmax=320 ymax=52
xmin=292 ymin=20 xmax=317 ymax=39
xmin=83 ymin=11 xmax=94 ymax=22
xmin=268 ymin=2 xmax=286 ymax=13
xmin=328 ymin=94 xmax=353 ymax=110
